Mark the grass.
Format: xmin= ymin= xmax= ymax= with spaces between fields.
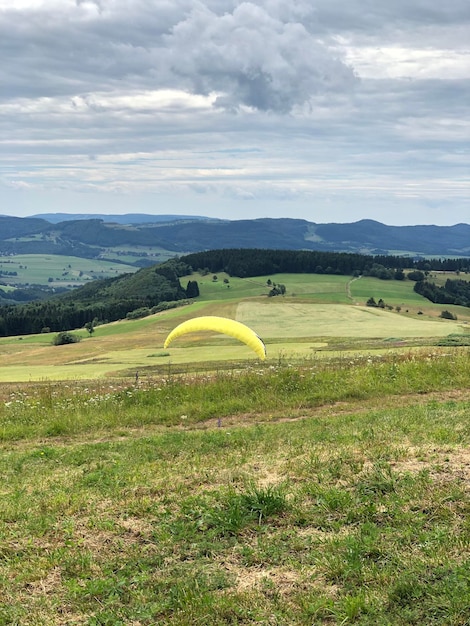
xmin=236 ymin=301 xmax=467 ymax=339
xmin=0 ymin=271 xmax=468 ymax=382
xmin=2 ymin=267 xmax=470 ymax=623
xmin=0 ymin=348 xmax=469 ymax=441
xmin=1 ymin=356 xmax=470 ymax=624
xmin=426 ymin=271 xmax=470 ymax=287
xmin=187 ymin=272 xmax=355 ymax=304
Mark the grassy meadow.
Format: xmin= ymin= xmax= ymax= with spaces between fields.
xmin=0 ymin=255 xmax=137 ymax=288
xmin=1 ymin=270 xmax=470 ymax=624
xmin=0 ymin=272 xmax=468 ymax=382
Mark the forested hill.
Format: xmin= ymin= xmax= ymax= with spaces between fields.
xmin=0 ymin=259 xmax=188 ymax=336
xmin=1 ymin=214 xmax=470 ymax=257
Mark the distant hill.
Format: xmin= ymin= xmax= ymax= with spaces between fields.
xmin=311 ymin=220 xmax=470 ymax=256
xmin=0 ymin=214 xmax=469 ymax=258
xmin=31 ymin=213 xmax=219 ymax=225
xmin=0 ymin=215 xmax=50 ymax=238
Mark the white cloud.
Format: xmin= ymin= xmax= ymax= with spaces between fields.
xmin=343 ymin=47 xmax=470 ymax=80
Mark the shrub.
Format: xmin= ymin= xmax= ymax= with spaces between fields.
xmin=126 ymin=307 xmax=151 ymax=320
xmin=440 ymin=310 xmax=457 ymax=320
xmin=52 ymin=332 xmax=81 ymax=346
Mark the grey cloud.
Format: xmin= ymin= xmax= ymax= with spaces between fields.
xmin=0 ymin=1 xmax=355 ymax=111
xmin=162 ymin=3 xmax=356 ymax=111
xmin=310 ymin=0 xmax=470 ymax=50
xmin=311 ymin=0 xmax=470 ymax=31
xmin=0 ymin=1 xmax=188 ymax=98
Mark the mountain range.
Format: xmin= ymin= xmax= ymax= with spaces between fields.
xmin=1 ymin=214 xmax=469 ymax=260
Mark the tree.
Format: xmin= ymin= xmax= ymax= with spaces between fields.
xmin=268 ymin=283 xmax=286 ymax=297
xmin=394 ymin=269 xmax=405 ymax=280
xmin=186 ymin=280 xmax=200 ymax=298
xmin=126 ymin=307 xmax=151 ymax=320
xmin=84 ymin=321 xmax=95 ymax=335
xmin=366 ymin=263 xmax=394 ymax=280
xmin=408 ymin=270 xmax=425 ymax=282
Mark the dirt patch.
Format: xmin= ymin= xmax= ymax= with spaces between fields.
xmin=392 ymin=446 xmax=470 ymax=488
xmin=25 ymin=567 xmax=63 ymax=596
xmin=118 ymin=516 xmax=155 ymax=539
xmin=255 ymin=467 xmax=283 ymax=488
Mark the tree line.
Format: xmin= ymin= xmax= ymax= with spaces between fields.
xmin=180 ymin=248 xmax=470 ymax=278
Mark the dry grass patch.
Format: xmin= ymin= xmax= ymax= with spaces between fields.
xmin=226 ymin=562 xmax=302 ymax=594
xmin=391 ymin=445 xmax=470 ymax=489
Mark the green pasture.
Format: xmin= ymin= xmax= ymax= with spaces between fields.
xmin=0 ymin=271 xmax=469 ymax=382
xmin=426 ymin=270 xmax=470 ymax=286
xmin=183 ymin=272 xmax=270 ymax=301
xmin=0 ymin=254 xmax=137 ymax=287
xmin=184 ymin=272 xmax=354 ymax=304
xmin=236 ymin=301 xmax=467 ymax=339
xmin=350 ymin=275 xmax=425 ymax=305
xmin=193 ymin=271 xmax=470 ymax=313
xmin=0 ymin=293 xmax=468 ymax=381
xmin=98 ymin=245 xmax=179 ymax=265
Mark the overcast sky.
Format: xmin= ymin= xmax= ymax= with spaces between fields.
xmin=1 ymin=0 xmax=469 ymax=225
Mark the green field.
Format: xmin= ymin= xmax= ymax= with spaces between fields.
xmin=0 ymin=254 xmax=137 ymax=288
xmin=0 ymin=273 xmax=469 ymax=383
xmin=427 ymin=270 xmax=470 ymax=286
xmin=186 ymin=272 xmax=353 ymax=303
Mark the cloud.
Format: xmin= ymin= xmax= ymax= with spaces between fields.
xmin=0 ymin=0 xmax=469 ymax=225
xmin=0 ymin=0 xmax=356 ymax=112
xmin=161 ymin=2 xmax=356 ymax=111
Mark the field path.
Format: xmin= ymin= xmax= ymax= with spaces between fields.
xmin=347 ymin=275 xmax=362 ymax=302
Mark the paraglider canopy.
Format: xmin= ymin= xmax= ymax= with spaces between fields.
xmin=164 ymin=316 xmax=266 ymax=360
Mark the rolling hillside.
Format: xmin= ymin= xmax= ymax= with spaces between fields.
xmin=1 ymin=247 xmax=470 ymax=339
xmin=1 ymin=214 xmax=470 ymax=258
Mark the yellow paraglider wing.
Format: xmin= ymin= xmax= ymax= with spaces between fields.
xmin=164 ymin=316 xmax=266 ymax=360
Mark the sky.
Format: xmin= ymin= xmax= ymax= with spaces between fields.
xmin=1 ymin=0 xmax=469 ymax=226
